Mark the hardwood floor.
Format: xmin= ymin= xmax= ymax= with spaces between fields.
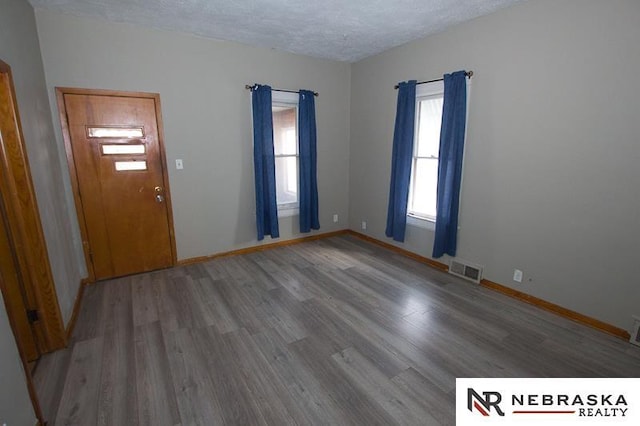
xmin=33 ymin=235 xmax=640 ymax=425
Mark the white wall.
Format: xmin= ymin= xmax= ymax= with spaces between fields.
xmin=35 ymin=10 xmax=351 ymax=261
xmin=349 ymin=0 xmax=640 ymax=331
xmin=1 ymin=0 xmax=85 ymax=326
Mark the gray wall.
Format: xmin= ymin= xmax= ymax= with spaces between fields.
xmin=1 ymin=0 xmax=85 ymax=326
xmin=33 ymin=0 xmax=639 ymax=332
xmin=35 ymin=10 xmax=351 ymax=261
xmin=349 ymin=0 xmax=640 ymax=330
xmin=0 ymin=294 xmax=35 ymax=425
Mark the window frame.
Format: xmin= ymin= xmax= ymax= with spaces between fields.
xmin=271 ymin=91 xmax=300 ymax=216
xmin=407 ymin=80 xmax=445 ymax=224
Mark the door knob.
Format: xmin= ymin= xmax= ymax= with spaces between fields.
xmin=154 ymin=186 xmax=164 ymax=203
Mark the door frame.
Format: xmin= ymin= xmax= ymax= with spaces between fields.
xmin=0 ymin=60 xmax=66 ymax=352
xmin=1 ymin=58 xmax=56 ymax=425
xmin=56 ymin=87 xmax=177 ymax=282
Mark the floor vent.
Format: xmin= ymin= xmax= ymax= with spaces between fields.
xmin=630 ymin=316 xmax=640 ymax=347
xmin=449 ymin=259 xmax=483 ymax=284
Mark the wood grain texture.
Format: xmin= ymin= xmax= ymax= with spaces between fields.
xmin=35 ymin=235 xmax=640 ymax=425
xmin=61 ymin=91 xmax=174 ymax=279
xmin=55 ymin=336 xmax=105 ymax=425
xmin=65 ymin=278 xmax=89 ymax=341
xmin=346 ymin=230 xmax=449 ymax=271
xmin=346 ymin=230 xmax=631 ymax=340
xmin=32 ymin=343 xmax=72 ymax=425
xmin=164 ymin=327 xmax=224 ymax=425
xmin=480 ymin=279 xmax=631 ymax=340
xmin=0 ymin=188 xmax=39 ymax=359
xmin=134 ymin=321 xmax=180 ymax=426
xmin=0 ymin=60 xmax=65 ymax=353
xmin=56 ymin=87 xmax=177 ymax=282
xmin=177 ymin=229 xmax=350 ymax=266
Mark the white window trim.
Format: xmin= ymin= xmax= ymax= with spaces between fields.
xmin=416 ymin=80 xmax=445 ymax=98
xmin=271 ymin=91 xmax=300 ymax=216
xmin=406 ymin=78 xmax=471 ymax=230
xmin=407 ymin=80 xmax=444 ymax=223
xmin=407 ymin=214 xmax=436 ymax=230
xmin=278 ymin=206 xmax=299 ymax=217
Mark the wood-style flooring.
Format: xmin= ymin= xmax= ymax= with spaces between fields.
xmin=33 ymin=235 xmax=640 ymax=425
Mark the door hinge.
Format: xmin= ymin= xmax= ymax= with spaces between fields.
xmin=27 ymin=309 xmax=39 ymax=323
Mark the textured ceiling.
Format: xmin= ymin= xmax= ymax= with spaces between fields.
xmin=29 ymin=0 xmax=522 ymax=62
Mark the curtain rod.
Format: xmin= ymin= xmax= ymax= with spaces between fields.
xmin=245 ymin=84 xmax=318 ymax=97
xmin=393 ymin=70 xmax=473 ymax=90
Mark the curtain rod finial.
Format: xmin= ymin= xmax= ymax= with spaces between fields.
xmin=467 ymin=70 xmax=474 ymax=78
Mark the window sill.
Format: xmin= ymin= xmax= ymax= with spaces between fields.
xmin=278 ymin=206 xmax=299 ymax=218
xmin=407 ymin=214 xmax=435 ymax=230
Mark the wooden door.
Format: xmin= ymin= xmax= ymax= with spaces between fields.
xmin=0 ymin=183 xmax=40 ymax=361
xmin=1 ymin=59 xmax=55 ymax=425
xmin=0 ymin=67 xmax=40 ymax=362
xmin=59 ymin=90 xmax=175 ymax=280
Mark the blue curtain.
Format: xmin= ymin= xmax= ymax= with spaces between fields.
xmin=433 ymin=71 xmax=467 ymax=258
xmin=252 ymin=85 xmax=279 ymax=240
xmin=298 ymin=90 xmax=320 ymax=233
xmin=385 ymin=80 xmax=417 ymax=242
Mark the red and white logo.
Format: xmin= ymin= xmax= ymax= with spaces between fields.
xmin=456 ymin=378 xmax=640 ymax=425
xmin=467 ymin=388 xmax=505 ymax=416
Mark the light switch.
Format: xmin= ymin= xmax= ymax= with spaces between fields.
xmin=175 ymin=159 xmax=183 ymax=170
xmin=513 ymin=269 xmax=523 ymax=283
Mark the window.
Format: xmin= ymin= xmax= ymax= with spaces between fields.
xmin=101 ymin=144 xmax=145 ymax=155
xmin=87 ymin=126 xmax=144 ymax=138
xmin=114 ymin=160 xmax=147 ymax=171
xmin=408 ymin=81 xmax=444 ymax=222
xmin=272 ymin=91 xmax=299 ymax=214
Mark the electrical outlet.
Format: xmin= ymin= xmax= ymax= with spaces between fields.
xmin=361 ymin=221 xmax=367 ymax=230
xmin=513 ymin=269 xmax=523 ymax=283
xmin=333 ymin=214 xmax=338 ymax=223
